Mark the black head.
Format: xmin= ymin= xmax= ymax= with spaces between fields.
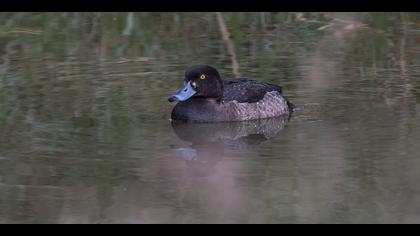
xmin=168 ymin=65 xmax=224 ymax=103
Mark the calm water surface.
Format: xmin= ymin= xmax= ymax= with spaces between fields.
xmin=1 ymin=13 xmax=420 ymax=223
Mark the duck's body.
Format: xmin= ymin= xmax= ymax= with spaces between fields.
xmin=169 ymin=66 xmax=293 ymax=123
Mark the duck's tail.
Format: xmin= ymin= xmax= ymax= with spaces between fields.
xmin=285 ymin=97 xmax=302 ymax=112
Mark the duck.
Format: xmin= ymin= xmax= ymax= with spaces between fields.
xmin=168 ymin=65 xmax=294 ymax=123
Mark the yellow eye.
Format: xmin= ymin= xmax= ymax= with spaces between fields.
xmin=200 ymin=74 xmax=206 ymax=80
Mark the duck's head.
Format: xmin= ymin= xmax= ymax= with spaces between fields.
xmin=168 ymin=65 xmax=223 ymax=103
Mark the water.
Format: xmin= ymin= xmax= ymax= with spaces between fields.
xmin=1 ymin=12 xmax=420 ymax=223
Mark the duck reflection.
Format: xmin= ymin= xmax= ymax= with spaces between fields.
xmin=170 ymin=116 xmax=290 ymax=177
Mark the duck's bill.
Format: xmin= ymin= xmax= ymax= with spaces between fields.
xmin=168 ymin=82 xmax=197 ymax=102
